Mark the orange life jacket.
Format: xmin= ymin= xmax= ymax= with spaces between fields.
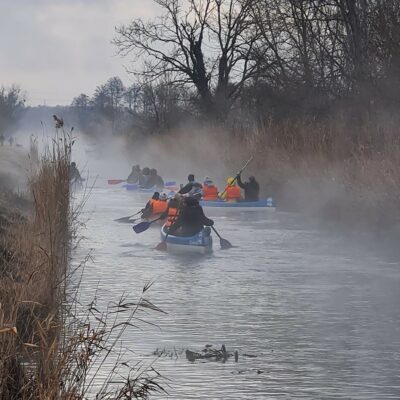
xmin=166 ymin=207 xmax=179 ymax=227
xmin=203 ymin=185 xmax=218 ymax=201
xmin=150 ymin=199 xmax=168 ymax=215
xmin=224 ymin=185 xmax=241 ymax=201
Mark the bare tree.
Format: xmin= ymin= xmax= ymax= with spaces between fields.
xmin=114 ymin=0 xmax=260 ymax=119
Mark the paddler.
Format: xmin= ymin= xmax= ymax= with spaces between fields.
xmin=127 ymin=165 xmax=141 ymax=184
xmin=146 ymin=168 xmax=164 ymax=189
xmin=69 ymin=162 xmax=82 ymax=184
xmin=236 ymin=174 xmax=260 ymax=202
xmin=179 ymin=174 xmax=203 ymax=199
xmin=202 ymin=177 xmax=219 ymax=201
xmin=169 ymin=197 xmax=214 ymax=237
xmin=141 ymin=192 xmax=168 ymax=219
xmin=160 ymin=194 xmax=182 ymax=227
xmin=220 ymin=177 xmax=241 ymax=202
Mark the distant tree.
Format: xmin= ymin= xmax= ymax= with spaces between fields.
xmin=71 ymin=93 xmax=91 ymax=109
xmin=0 ymin=85 xmax=25 ymax=135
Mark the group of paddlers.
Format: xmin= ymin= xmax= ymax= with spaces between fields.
xmin=127 ymin=165 xmax=164 ymax=189
xmin=139 ymin=173 xmax=260 ymax=237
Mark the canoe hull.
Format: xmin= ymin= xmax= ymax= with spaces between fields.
xmin=160 ymin=225 xmax=213 ymax=254
xmin=200 ymin=199 xmax=275 ymax=211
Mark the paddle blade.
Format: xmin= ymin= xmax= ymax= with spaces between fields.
xmin=132 ymin=221 xmax=151 ymax=234
xmin=155 ymin=241 xmax=167 ymax=251
xmin=219 ymin=237 xmax=233 ymax=250
xmin=108 ymin=179 xmax=125 ymax=185
xmin=115 ymin=216 xmax=140 ymax=223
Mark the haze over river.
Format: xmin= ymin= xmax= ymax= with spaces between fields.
xmin=73 ymin=185 xmax=400 ymax=399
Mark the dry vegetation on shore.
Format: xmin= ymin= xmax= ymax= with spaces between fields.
xmin=0 ymin=137 xmax=163 ymax=399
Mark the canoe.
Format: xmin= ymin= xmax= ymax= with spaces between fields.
xmin=200 ymin=198 xmax=275 ymax=211
xmin=160 ymin=225 xmax=213 ymax=254
xmin=124 ymin=182 xmax=178 ymax=192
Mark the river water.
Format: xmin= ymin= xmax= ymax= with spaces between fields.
xmin=73 ymin=185 xmax=400 ymax=399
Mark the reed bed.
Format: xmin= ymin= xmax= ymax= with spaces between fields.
xmin=0 ymin=133 xmax=164 ymax=399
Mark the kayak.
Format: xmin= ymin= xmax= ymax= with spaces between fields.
xmin=200 ymin=198 xmax=275 ymax=210
xmin=160 ymin=225 xmax=213 ymax=254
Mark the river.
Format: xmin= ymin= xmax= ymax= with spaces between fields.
xmin=72 ymin=185 xmax=400 ymax=399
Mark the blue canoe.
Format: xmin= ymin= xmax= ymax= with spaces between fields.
xmin=200 ymin=198 xmax=275 ymax=210
xmin=160 ymin=225 xmax=213 ymax=254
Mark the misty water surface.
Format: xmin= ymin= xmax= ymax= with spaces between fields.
xmin=72 ymin=185 xmax=400 ymax=399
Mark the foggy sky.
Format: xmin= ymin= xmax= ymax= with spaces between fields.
xmin=0 ymin=0 xmax=159 ymax=106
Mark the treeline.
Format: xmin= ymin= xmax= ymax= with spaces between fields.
xmin=0 ymin=85 xmax=25 ymax=137
xmin=74 ymin=0 xmax=400 ymax=147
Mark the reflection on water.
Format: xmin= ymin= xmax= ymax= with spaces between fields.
xmin=73 ymin=187 xmax=400 ymax=399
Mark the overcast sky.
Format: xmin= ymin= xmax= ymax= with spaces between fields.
xmin=0 ymin=0 xmax=159 ymax=106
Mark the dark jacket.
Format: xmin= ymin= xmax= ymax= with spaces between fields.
xmin=127 ymin=170 xmax=140 ymax=184
xmin=169 ymin=199 xmax=213 ymax=236
xmin=237 ymin=175 xmax=259 ymax=201
xmin=179 ymin=181 xmax=202 ymax=196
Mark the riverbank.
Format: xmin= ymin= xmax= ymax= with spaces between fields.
xmin=0 ymin=139 xmax=70 ymax=398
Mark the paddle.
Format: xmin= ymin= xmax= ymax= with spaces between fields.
xmin=114 ymin=210 xmax=143 ymax=223
xmin=219 ymin=156 xmax=254 ymax=199
xmin=211 ymin=226 xmax=233 ymax=249
xmin=155 ymin=228 xmax=170 ymax=251
xmin=133 ymin=215 xmax=164 ymax=234
xmin=108 ymin=179 xmax=126 ymax=185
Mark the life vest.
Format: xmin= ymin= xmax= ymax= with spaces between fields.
xmin=150 ymin=199 xmax=168 ymax=215
xmin=224 ymin=185 xmax=241 ymax=201
xmin=203 ymin=185 xmax=218 ymax=201
xmin=166 ymin=207 xmax=179 ymax=227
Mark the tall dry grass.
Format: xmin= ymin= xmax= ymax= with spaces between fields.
xmin=0 ymin=133 xmax=164 ymax=399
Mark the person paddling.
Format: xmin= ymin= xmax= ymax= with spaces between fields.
xmin=220 ymin=177 xmax=241 ymax=202
xmin=202 ymin=177 xmax=219 ymax=201
xmin=146 ymin=168 xmax=164 ymax=189
xmin=160 ymin=194 xmax=181 ymax=227
xmin=141 ymin=192 xmax=168 ymax=219
xmin=179 ymin=174 xmax=203 ymax=199
xmin=169 ymin=197 xmax=214 ymax=237
xmin=127 ymin=165 xmax=141 ymax=184
xmin=69 ymin=162 xmax=82 ymax=184
xmin=236 ymin=174 xmax=260 ymax=202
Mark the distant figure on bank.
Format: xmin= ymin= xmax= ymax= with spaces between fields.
xmin=147 ymin=168 xmax=164 ymax=189
xmin=169 ymin=197 xmax=214 ymax=237
xmin=141 ymin=191 xmax=168 ymax=219
xmin=220 ymin=177 xmax=241 ymax=202
xmin=202 ymin=177 xmax=219 ymax=201
xmin=139 ymin=167 xmax=150 ymax=187
xmin=69 ymin=162 xmax=81 ymax=183
xmin=237 ymin=174 xmax=260 ymax=202
xmin=8 ymin=136 xmax=14 ymax=146
xmin=0 ymin=134 xmax=4 ymax=146
xmin=127 ymin=165 xmax=141 ymax=184
xmin=179 ymin=174 xmax=203 ymax=199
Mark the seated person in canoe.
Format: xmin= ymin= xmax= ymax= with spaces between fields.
xmin=141 ymin=192 xmax=168 ymax=219
xmin=236 ymin=174 xmax=260 ymax=202
xmin=202 ymin=177 xmax=219 ymax=201
xmin=69 ymin=162 xmax=82 ymax=184
xmin=127 ymin=165 xmax=141 ymax=184
xmin=146 ymin=168 xmax=164 ymax=189
xmin=160 ymin=194 xmax=182 ymax=227
xmin=220 ymin=177 xmax=241 ymax=202
xmin=179 ymin=174 xmax=203 ymax=199
xmin=169 ymin=197 xmax=214 ymax=237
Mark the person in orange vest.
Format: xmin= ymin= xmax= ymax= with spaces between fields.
xmin=160 ymin=194 xmax=182 ymax=227
xmin=141 ymin=192 xmax=168 ymax=219
xmin=220 ymin=177 xmax=241 ymax=202
xmin=202 ymin=177 xmax=219 ymax=201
